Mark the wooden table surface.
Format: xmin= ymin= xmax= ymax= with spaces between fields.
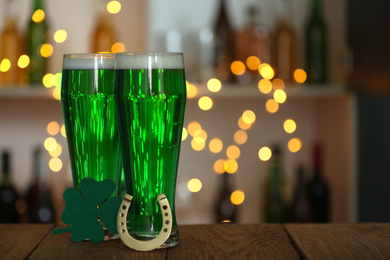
xmin=1 ymin=223 xmax=390 ymax=259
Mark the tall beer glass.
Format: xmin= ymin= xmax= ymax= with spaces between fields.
xmin=115 ymin=52 xmax=186 ymax=248
xmin=61 ymin=53 xmax=122 ymax=197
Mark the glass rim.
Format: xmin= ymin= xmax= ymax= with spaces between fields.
xmin=114 ymin=52 xmax=184 ymax=70
xmin=114 ymin=51 xmax=183 ymax=57
xmin=63 ymin=53 xmax=115 ymax=70
xmin=63 ymin=53 xmax=116 ymax=59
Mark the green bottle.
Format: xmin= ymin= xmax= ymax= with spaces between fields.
xmin=306 ymin=0 xmax=327 ymax=84
xmin=26 ymin=0 xmax=48 ymax=85
xmin=265 ymin=146 xmax=288 ymax=223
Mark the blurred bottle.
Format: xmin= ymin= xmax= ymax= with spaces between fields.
xmin=235 ymin=5 xmax=271 ymax=84
xmin=0 ymin=151 xmax=19 ymax=223
xmin=92 ymin=0 xmax=116 ymax=53
xmin=213 ymin=0 xmax=235 ymax=83
xmin=0 ymin=0 xmax=24 ymax=86
xmin=264 ymin=146 xmax=288 ymax=223
xmin=290 ymin=165 xmax=313 ymax=222
xmin=26 ymin=0 xmax=49 ymax=85
xmin=273 ymin=0 xmax=296 ymax=83
xmin=308 ymin=143 xmax=329 ymax=222
xmin=26 ymin=147 xmax=55 ymax=223
xmin=214 ymin=172 xmax=237 ymax=223
xmin=305 ymin=0 xmax=327 ymax=84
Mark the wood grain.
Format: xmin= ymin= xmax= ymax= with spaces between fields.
xmin=167 ymin=224 xmax=299 ymax=259
xmin=29 ymin=229 xmax=166 ymax=260
xmin=0 ymin=224 xmax=53 ymax=260
xmin=285 ymin=223 xmax=390 ymax=260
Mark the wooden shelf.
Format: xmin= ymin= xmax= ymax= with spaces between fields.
xmin=0 ymin=86 xmax=57 ymax=100
xmin=191 ymin=83 xmax=347 ymax=99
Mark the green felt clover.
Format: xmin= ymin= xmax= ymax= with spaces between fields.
xmin=52 ymin=178 xmax=122 ymax=243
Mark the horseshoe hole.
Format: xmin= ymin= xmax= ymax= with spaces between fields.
xmin=122 ymin=205 xmax=127 ymax=210
xmin=164 ymin=213 xmax=168 ymax=217
xmin=122 ymin=229 xmax=125 ymax=233
xmin=162 ymin=205 xmax=168 ymax=210
xmin=163 ymin=228 xmax=168 ymax=233
xmin=121 ymin=213 xmax=124 ymax=217
xmin=165 ymin=220 xmax=170 ymax=225
xmin=121 ymin=222 xmax=124 ymax=226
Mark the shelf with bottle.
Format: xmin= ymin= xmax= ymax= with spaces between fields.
xmin=190 ymin=82 xmax=346 ymax=100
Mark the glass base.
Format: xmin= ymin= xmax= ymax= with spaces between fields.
xmin=129 ymin=226 xmax=180 ymax=248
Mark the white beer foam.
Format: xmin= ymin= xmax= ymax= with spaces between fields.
xmin=63 ymin=54 xmax=115 ymax=70
xmin=115 ymin=52 xmax=184 ymax=70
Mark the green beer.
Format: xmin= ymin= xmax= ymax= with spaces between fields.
xmin=61 ymin=54 xmax=122 ymax=197
xmin=115 ymin=52 xmax=186 ymax=247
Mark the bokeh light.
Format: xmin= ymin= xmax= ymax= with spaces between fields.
xmin=230 ymin=190 xmax=245 ymax=205
xmin=191 ymin=137 xmax=206 ymax=151
xmin=0 ymin=59 xmax=11 ymax=72
xmin=246 ymin=56 xmax=261 ymax=70
xmin=258 ymin=146 xmax=272 ymax=161
xmin=47 ymin=121 xmax=60 ymax=136
xmin=265 ymin=99 xmax=279 ymax=114
xmin=198 ymin=96 xmax=213 ymax=111
xmin=54 ymin=29 xmax=67 ymax=43
xmin=32 ymin=9 xmax=45 ymax=23
xmin=233 ymin=130 xmax=248 ymax=145
xmin=207 ymin=78 xmax=222 ymax=92
xmin=209 ymin=138 xmax=223 ymax=154
xmin=107 ymin=0 xmax=121 ymax=14
xmin=40 ymin=43 xmax=54 ymax=58
xmin=49 ymin=157 xmax=62 ymax=172
xmin=44 ymin=137 xmax=57 ymax=152
xmin=49 ymin=143 xmax=62 ymax=158
xmin=193 ymin=129 xmax=207 ymax=141
xmin=231 ymin=61 xmax=246 ymax=76
xmin=259 ymin=63 xmax=274 ymax=79
xmin=242 ymin=110 xmax=256 ymax=125
xmin=186 ymin=82 xmax=198 ymax=98
xmin=226 ymin=145 xmax=240 ymax=160
xmin=18 ymin=55 xmax=30 ymax=68
xmin=187 ymin=178 xmax=202 ymax=193
xmin=182 ymin=127 xmax=188 ymax=141
xmin=43 ymin=73 xmax=55 ymax=88
xmin=111 ymin=42 xmax=125 ymax=53
xmin=284 ymin=119 xmax=296 ymax=134
xmin=258 ymin=79 xmax=272 ymax=94
xmin=225 ymin=159 xmax=238 ymax=174
xmin=60 ymin=125 xmax=66 ymax=138
xmin=288 ymin=138 xmax=302 ymax=153
xmin=274 ymin=89 xmax=287 ymax=103
xmin=214 ymin=159 xmax=226 ymax=174
xmin=272 ymin=78 xmax=285 ymax=90
xmin=294 ymin=69 xmax=307 ymax=84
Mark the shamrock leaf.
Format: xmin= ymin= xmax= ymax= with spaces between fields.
xmin=52 ymin=178 xmax=122 ymax=243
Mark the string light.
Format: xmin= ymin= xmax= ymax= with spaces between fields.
xmin=54 ymin=30 xmax=67 ymax=43
xmin=18 ymin=55 xmax=30 ymax=68
xmin=258 ymin=147 xmax=272 ymax=161
xmin=209 ymin=138 xmax=223 ymax=154
xmin=187 ymin=178 xmax=202 ymax=193
xmin=230 ymin=190 xmax=245 ymax=205
xmin=198 ymin=96 xmax=213 ymax=111
xmin=207 ymin=78 xmax=222 ymax=92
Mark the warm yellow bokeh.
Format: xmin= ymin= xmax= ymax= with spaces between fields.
xmin=230 ymin=190 xmax=245 ymax=205
xmin=0 ymin=59 xmax=11 ymax=72
xmin=18 ymin=55 xmax=30 ymax=68
xmin=198 ymin=96 xmax=213 ymax=111
xmin=284 ymin=119 xmax=297 ymax=134
xmin=54 ymin=30 xmax=67 ymax=43
xmin=43 ymin=73 xmax=55 ymax=88
xmin=52 ymin=88 xmax=60 ymax=100
xmin=32 ymin=9 xmax=45 ymax=23
xmin=107 ymin=0 xmax=121 ymax=14
xmin=191 ymin=137 xmax=206 ymax=151
xmin=214 ymin=159 xmax=226 ymax=174
xmin=265 ymin=99 xmax=279 ymax=114
xmin=246 ymin=56 xmax=261 ymax=71
xmin=49 ymin=157 xmax=62 ymax=172
xmin=242 ymin=110 xmax=256 ymax=125
xmin=47 ymin=121 xmax=60 ymax=136
xmin=233 ymin=130 xmax=248 ymax=145
xmin=111 ymin=42 xmax=125 ymax=53
xmin=209 ymin=138 xmax=223 ymax=154
xmin=49 ymin=143 xmax=62 ymax=158
xmin=274 ymin=89 xmax=287 ymax=103
xmin=226 ymin=145 xmax=240 ymax=160
xmin=225 ymin=159 xmax=238 ymax=174
xmin=187 ymin=121 xmax=202 ymax=136
xmin=193 ymin=129 xmax=207 ymax=142
xmin=231 ymin=61 xmax=246 ymax=76
xmin=60 ymin=125 xmax=66 ymax=138
xmin=44 ymin=137 xmax=57 ymax=152
xmin=258 ymin=79 xmax=272 ymax=94
xmin=207 ymin=78 xmax=222 ymax=92
xmin=182 ymin=127 xmax=188 ymax=141
xmin=40 ymin=43 xmax=54 ymax=58
xmin=294 ymin=69 xmax=307 ymax=84
xmin=54 ymin=73 xmax=62 ymax=88
xmin=258 ymin=146 xmax=272 ymax=161
xmin=288 ymin=138 xmax=302 ymax=153
xmin=187 ymin=178 xmax=202 ymax=193
xmin=272 ymin=78 xmax=285 ymax=90
xmin=238 ymin=117 xmax=252 ymax=130
xmin=186 ymin=82 xmax=198 ymax=98
xmin=259 ymin=63 xmax=274 ymax=79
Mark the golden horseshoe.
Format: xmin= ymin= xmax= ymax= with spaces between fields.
xmin=117 ymin=193 xmax=172 ymax=251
